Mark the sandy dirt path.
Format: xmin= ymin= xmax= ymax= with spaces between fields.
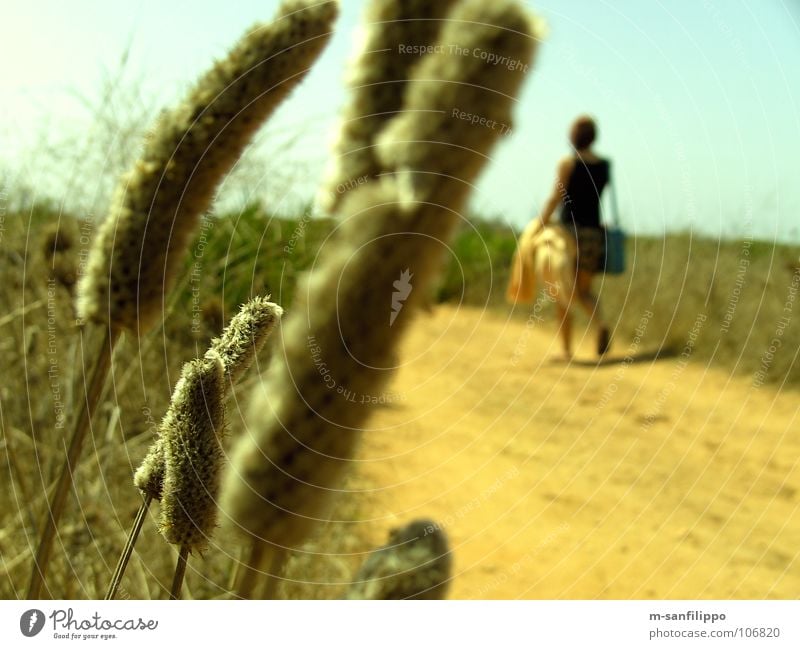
xmin=354 ymin=304 xmax=799 ymax=599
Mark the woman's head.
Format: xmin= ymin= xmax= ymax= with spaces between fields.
xmin=569 ymin=115 xmax=597 ymax=151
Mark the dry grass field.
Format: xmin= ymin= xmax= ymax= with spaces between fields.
xmin=1 ymin=208 xmax=797 ymax=599
xmin=0 ymin=210 xmax=368 ymax=599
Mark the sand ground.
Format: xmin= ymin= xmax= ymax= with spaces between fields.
xmin=354 ymin=304 xmax=799 ymax=599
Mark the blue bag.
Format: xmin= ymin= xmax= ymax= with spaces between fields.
xmin=603 ymin=171 xmax=626 ymax=274
xmin=604 ymin=226 xmax=626 ymax=274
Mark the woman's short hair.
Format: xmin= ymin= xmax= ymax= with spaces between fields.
xmin=570 ymin=115 xmax=597 ymax=150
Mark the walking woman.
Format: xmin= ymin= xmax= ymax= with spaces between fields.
xmin=535 ymin=115 xmax=611 ymax=358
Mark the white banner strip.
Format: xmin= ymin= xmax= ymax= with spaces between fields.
xmin=3 ymin=600 xmax=797 ymax=648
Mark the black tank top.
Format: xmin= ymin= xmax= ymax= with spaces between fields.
xmin=560 ymin=158 xmax=610 ymax=229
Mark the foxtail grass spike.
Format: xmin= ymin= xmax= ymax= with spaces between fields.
xmin=158 ymin=353 xmax=226 ymax=551
xmin=319 ymin=0 xmax=458 ymax=212
xmin=346 ymin=519 xmax=451 ymax=599
xmin=221 ymin=0 xmax=538 ymax=551
xmin=207 ymin=296 xmax=283 ymax=385
xmin=76 ymin=0 xmax=339 ymax=334
xmin=133 ymin=438 xmax=166 ymax=501
xmin=375 ymin=0 xmax=542 ymax=208
xmin=133 ymin=296 xmax=282 ymax=501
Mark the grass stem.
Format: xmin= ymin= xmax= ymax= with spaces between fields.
xmin=234 ymin=540 xmax=266 ymax=600
xmin=169 ymin=545 xmax=189 ymax=600
xmin=105 ymin=494 xmax=152 ymax=600
xmin=27 ymin=325 xmax=119 ymax=598
xmin=260 ymin=547 xmax=287 ymax=600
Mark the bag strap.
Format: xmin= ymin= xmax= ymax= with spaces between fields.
xmin=606 ymin=162 xmax=621 ymax=228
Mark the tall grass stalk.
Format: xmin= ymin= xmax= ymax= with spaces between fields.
xmin=29 ymin=0 xmax=332 ymax=598
xmin=107 ymin=298 xmax=280 ymax=598
xmin=232 ymin=543 xmax=289 ymax=600
xmin=169 ymin=545 xmax=190 ymax=600
xmin=221 ymin=0 xmax=539 ymax=596
xmin=27 ymin=326 xmax=119 ymax=598
xmin=320 ymin=0 xmax=458 ymax=212
xmin=104 ymin=494 xmax=151 ymax=600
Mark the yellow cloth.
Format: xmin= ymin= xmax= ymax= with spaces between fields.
xmin=506 ymin=221 xmax=577 ymax=305
xmin=506 ymin=219 xmax=541 ymax=304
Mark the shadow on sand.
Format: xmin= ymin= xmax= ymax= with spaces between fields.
xmin=569 ymin=347 xmax=678 ymax=368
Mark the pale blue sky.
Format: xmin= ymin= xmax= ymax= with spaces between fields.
xmin=2 ymin=0 xmax=799 ymax=240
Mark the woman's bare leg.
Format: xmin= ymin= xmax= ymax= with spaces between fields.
xmin=556 ymin=302 xmax=573 ymax=359
xmin=575 ymin=270 xmax=604 ymax=328
xmin=575 ymin=270 xmax=610 ymax=355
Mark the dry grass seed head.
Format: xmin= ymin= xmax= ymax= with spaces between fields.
xmin=320 ymin=0 xmax=459 ymax=212
xmin=346 ymin=518 xmax=451 ymax=599
xmin=220 ymin=0 xmax=539 ymax=546
xmin=158 ymin=353 xmax=226 ymax=551
xmin=376 ymin=0 xmax=541 ymax=207
xmin=134 ymin=296 xmax=282 ymax=501
xmin=76 ymin=0 xmax=339 ymax=333
xmin=206 ymin=296 xmax=283 ymax=385
xmin=133 ymin=437 xmax=166 ymax=501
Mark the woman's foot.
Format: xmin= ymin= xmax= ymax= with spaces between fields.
xmin=597 ymin=326 xmax=610 ymax=356
xmin=548 ymin=352 xmax=573 ymax=365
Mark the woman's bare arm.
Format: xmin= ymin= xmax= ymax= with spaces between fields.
xmin=537 ymin=156 xmax=574 ymax=228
